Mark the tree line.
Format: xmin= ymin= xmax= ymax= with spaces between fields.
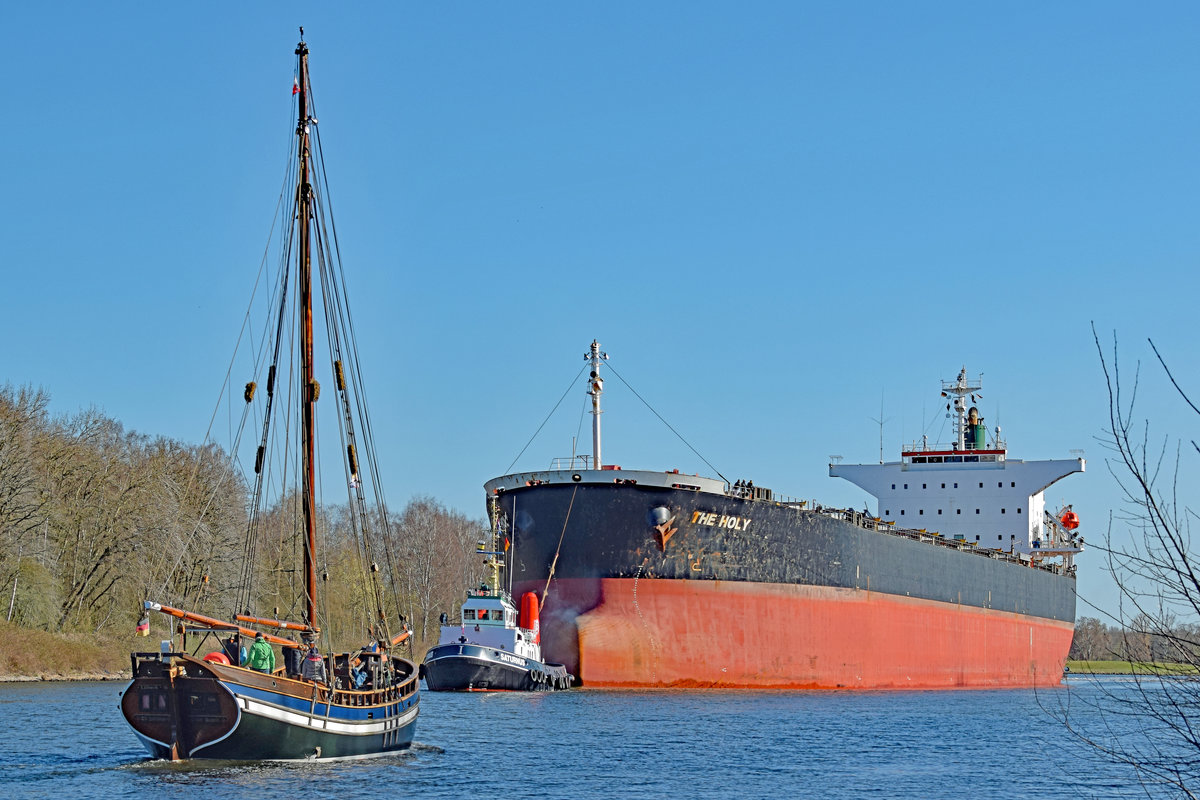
xmin=1069 ymin=615 xmax=1200 ymax=664
xmin=0 ymin=384 xmax=485 ymax=657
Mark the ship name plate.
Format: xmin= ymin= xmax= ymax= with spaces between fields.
xmin=689 ymin=511 xmax=752 ymax=531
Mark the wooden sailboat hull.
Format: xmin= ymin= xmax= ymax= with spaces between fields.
xmin=121 ymin=653 xmax=419 ymax=761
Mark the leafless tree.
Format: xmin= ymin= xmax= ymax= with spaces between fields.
xmin=385 ymin=496 xmax=484 ymax=653
xmin=1069 ymin=617 xmax=1113 ymax=661
xmin=0 ymin=386 xmax=52 ymax=623
xmin=1049 ymin=328 xmax=1200 ymax=798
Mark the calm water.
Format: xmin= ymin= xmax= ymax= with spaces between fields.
xmin=0 ymin=678 xmax=1174 ymax=799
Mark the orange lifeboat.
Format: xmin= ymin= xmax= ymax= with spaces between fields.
xmin=1059 ymin=509 xmax=1080 ymax=530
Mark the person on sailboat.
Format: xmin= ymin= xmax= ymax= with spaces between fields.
xmin=302 ymin=643 xmax=327 ymax=684
xmin=224 ymin=634 xmax=247 ymax=666
xmin=246 ymin=632 xmax=276 ymax=673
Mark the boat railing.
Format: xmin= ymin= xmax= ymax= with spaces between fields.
xmin=901 ymin=438 xmax=1007 ymax=453
xmin=807 ymin=505 xmax=1067 ymax=576
xmin=550 ymin=455 xmax=592 ymax=470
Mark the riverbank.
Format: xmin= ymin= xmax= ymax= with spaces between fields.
xmin=0 ymin=620 xmax=1184 ymax=682
xmin=1066 ymin=659 xmax=1198 ymax=675
xmin=0 ymin=620 xmax=135 ymax=681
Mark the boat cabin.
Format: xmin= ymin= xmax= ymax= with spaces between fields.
xmin=437 ymin=588 xmax=541 ymax=661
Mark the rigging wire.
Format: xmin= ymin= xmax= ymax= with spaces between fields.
xmin=310 ymin=126 xmax=396 ymax=641
xmin=540 ymin=483 xmax=579 ymax=605
xmin=603 ymin=362 xmax=730 ymax=485
xmin=147 ymin=100 xmax=299 ymax=607
xmin=574 ymin=392 xmax=588 ymax=463
xmin=504 ymin=363 xmax=589 ymax=474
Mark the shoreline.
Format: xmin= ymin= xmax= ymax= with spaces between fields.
xmin=0 ymin=672 xmax=126 ymax=683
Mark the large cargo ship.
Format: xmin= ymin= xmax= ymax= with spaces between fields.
xmin=484 ymin=342 xmax=1084 ymax=689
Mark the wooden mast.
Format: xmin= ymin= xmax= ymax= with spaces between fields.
xmin=296 ymin=32 xmax=318 ymax=630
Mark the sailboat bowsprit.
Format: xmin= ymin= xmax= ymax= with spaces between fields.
xmin=120 ymin=33 xmax=419 ymax=761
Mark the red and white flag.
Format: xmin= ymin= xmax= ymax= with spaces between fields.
xmin=292 ymin=77 xmax=299 ymax=95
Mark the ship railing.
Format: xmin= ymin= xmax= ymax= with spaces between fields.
xmin=901 ymin=438 xmax=1007 ymax=453
xmin=810 ymin=506 xmax=1065 ymax=575
xmin=549 ymin=456 xmax=592 ymax=470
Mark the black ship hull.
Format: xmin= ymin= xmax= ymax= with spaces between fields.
xmin=488 ymin=475 xmax=1077 ymax=688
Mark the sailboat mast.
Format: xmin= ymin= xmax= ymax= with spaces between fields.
xmin=296 ymin=34 xmax=318 ymax=629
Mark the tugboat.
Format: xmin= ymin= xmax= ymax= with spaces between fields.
xmin=421 ymin=502 xmax=573 ymax=691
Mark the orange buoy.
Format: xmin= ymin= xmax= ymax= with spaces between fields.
xmin=520 ymin=592 xmax=540 ymax=643
xmin=203 ymin=651 xmax=231 ymax=665
xmin=1059 ymin=510 xmax=1080 ymax=530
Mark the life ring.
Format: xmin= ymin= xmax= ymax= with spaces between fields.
xmin=203 ymin=652 xmax=231 ymax=665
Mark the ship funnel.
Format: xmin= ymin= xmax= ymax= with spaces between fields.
xmin=520 ymin=592 xmax=540 ymax=643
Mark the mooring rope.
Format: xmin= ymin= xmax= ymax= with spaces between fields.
xmin=540 ymin=482 xmax=580 ymax=605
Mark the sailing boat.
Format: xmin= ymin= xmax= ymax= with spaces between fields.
xmin=120 ymin=32 xmax=419 ymax=761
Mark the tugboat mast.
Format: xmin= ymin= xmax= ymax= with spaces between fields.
xmin=586 ymin=340 xmax=607 ymax=469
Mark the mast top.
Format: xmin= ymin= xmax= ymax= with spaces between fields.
xmin=586 ymin=340 xmax=608 ymax=469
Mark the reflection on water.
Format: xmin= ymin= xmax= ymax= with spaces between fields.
xmin=0 ymin=679 xmax=1174 ymax=799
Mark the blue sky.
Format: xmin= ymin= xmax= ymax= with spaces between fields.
xmin=4 ymin=3 xmax=1198 ymax=620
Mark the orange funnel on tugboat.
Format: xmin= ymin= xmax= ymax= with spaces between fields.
xmin=521 ymin=592 xmax=541 ymax=643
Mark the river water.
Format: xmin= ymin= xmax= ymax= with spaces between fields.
xmin=0 ymin=677 xmax=1178 ymax=799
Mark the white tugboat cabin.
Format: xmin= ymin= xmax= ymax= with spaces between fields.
xmin=452 ymin=587 xmax=542 ymax=662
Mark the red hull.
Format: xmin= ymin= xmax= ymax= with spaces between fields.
xmin=534 ymin=578 xmax=1072 ymax=689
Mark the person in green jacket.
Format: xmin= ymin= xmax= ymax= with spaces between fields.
xmin=246 ymin=632 xmax=275 ymax=673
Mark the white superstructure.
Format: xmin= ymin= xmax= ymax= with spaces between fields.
xmin=437 ymin=588 xmax=542 ymax=662
xmin=830 ymin=368 xmax=1084 ymax=566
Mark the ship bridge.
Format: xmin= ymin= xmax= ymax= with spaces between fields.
xmin=829 ymin=368 xmax=1085 ymax=557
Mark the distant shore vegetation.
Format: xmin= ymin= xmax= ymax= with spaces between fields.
xmin=0 ymin=384 xmax=486 ymax=677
